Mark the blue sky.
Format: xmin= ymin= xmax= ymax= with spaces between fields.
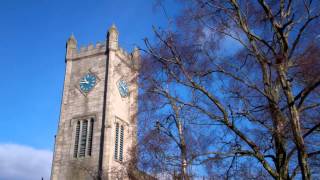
xmin=0 ymin=0 xmax=179 ymax=178
xmin=0 ymin=0 xmax=176 ymax=149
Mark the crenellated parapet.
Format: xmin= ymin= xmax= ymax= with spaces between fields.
xmin=66 ymin=41 xmax=107 ymax=60
xmin=116 ymin=46 xmax=141 ymax=72
xmin=77 ymin=42 xmax=106 ymax=55
xmin=116 ymin=47 xmax=130 ymax=59
xmin=65 ymin=24 xmax=140 ymax=67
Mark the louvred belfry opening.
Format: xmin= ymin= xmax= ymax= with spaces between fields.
xmin=73 ymin=118 xmax=94 ymax=158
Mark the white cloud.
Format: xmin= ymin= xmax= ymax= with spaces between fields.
xmin=0 ymin=143 xmax=52 ymax=180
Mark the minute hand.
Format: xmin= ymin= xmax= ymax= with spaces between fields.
xmin=80 ymin=80 xmax=88 ymax=84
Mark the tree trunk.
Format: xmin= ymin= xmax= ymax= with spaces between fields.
xmin=277 ymin=65 xmax=311 ymax=180
xmin=170 ymin=98 xmax=189 ymax=180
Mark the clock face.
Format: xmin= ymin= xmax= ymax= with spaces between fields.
xmin=79 ymin=73 xmax=97 ymax=93
xmin=118 ymin=79 xmax=129 ymax=97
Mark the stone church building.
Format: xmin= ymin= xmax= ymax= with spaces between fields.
xmin=51 ymin=25 xmax=139 ymax=180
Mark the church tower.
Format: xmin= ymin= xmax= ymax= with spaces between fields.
xmin=51 ymin=25 xmax=139 ymax=180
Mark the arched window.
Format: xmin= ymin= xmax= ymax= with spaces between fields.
xmin=73 ymin=118 xmax=94 ymax=158
xmin=119 ymin=125 xmax=124 ymax=162
xmin=114 ymin=122 xmax=125 ymax=162
xmin=79 ymin=120 xmax=88 ymax=157
xmin=114 ymin=123 xmax=119 ymax=160
xmin=87 ymin=118 xmax=94 ymax=156
xmin=73 ymin=121 xmax=80 ymax=158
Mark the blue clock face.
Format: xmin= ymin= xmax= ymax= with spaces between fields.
xmin=118 ymin=79 xmax=129 ymax=97
xmin=79 ymin=73 xmax=97 ymax=93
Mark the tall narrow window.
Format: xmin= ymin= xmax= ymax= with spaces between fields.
xmin=73 ymin=121 xmax=80 ymax=158
xmin=79 ymin=120 xmax=88 ymax=157
xmin=73 ymin=118 xmax=95 ymax=159
xmin=119 ymin=125 xmax=124 ymax=162
xmin=87 ymin=118 xmax=94 ymax=156
xmin=114 ymin=123 xmax=119 ymax=160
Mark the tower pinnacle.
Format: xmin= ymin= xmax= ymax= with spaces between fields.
xmin=107 ymin=24 xmax=119 ymax=50
xmin=66 ymin=33 xmax=77 ymax=60
xmin=132 ymin=46 xmax=140 ymax=70
xmin=132 ymin=46 xmax=140 ymax=58
xmin=67 ymin=33 xmax=77 ymax=47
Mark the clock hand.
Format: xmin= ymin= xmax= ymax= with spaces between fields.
xmin=81 ymin=77 xmax=90 ymax=84
xmin=80 ymin=80 xmax=88 ymax=84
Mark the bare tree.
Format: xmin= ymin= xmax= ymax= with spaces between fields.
xmin=138 ymin=0 xmax=320 ymax=179
xmin=68 ymin=148 xmax=155 ymax=180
